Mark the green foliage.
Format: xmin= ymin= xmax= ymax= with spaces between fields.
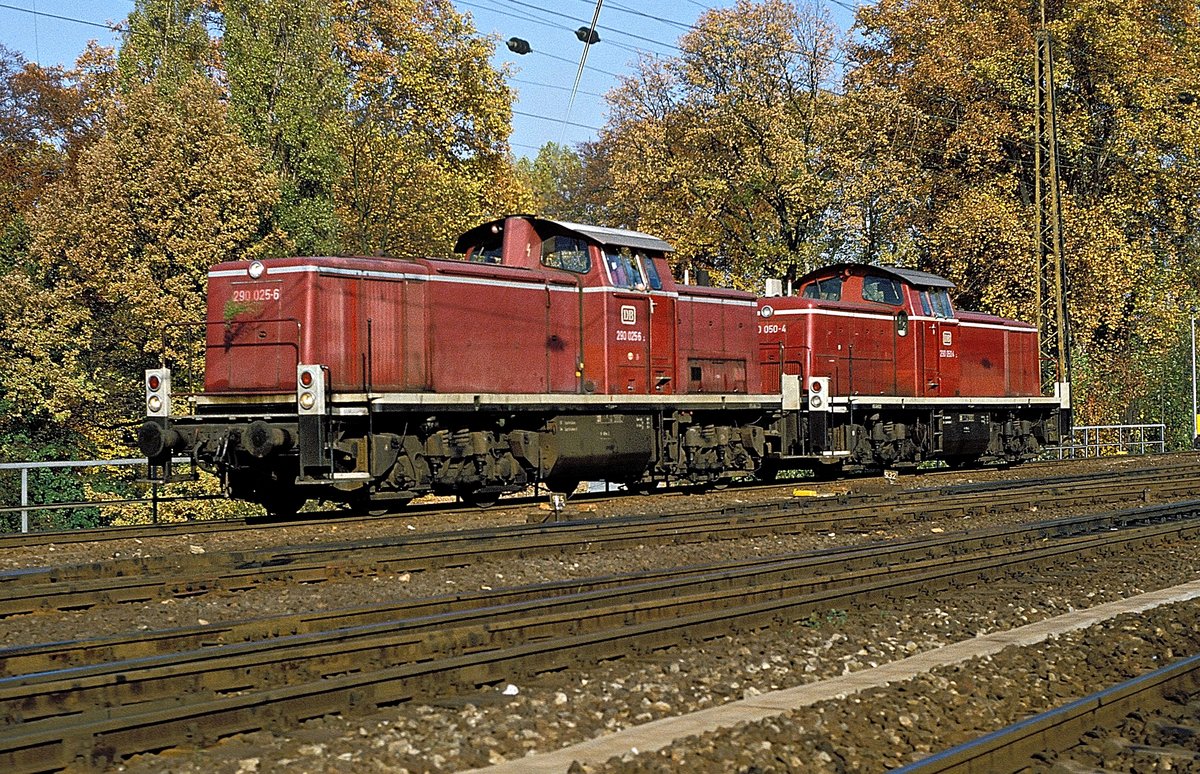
xmin=221 ymin=0 xmax=346 ymax=254
xmin=117 ymin=0 xmax=214 ymax=95
xmin=0 ymin=422 xmax=103 ymax=531
xmin=331 ymin=0 xmax=523 ymax=256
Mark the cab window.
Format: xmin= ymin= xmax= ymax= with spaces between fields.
xmin=542 ymin=235 xmax=591 ymax=273
xmin=466 ymin=235 xmax=503 ymax=264
xmin=862 ymin=275 xmax=903 ymax=305
xmin=801 ymin=277 xmax=842 ymax=301
xmin=931 ymin=289 xmax=954 ymax=317
xmin=603 ymin=246 xmax=645 ymax=289
xmin=920 ymin=289 xmax=954 ymax=318
xmin=640 ymin=254 xmax=663 ymax=290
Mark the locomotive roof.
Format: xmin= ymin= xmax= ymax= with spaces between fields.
xmin=455 ymin=216 xmax=674 ymax=254
xmin=799 ymin=263 xmax=956 ymax=289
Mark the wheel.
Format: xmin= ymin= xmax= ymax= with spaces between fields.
xmin=461 ymin=488 xmax=500 ymax=508
xmin=810 ymin=461 xmax=843 ymax=481
xmin=260 ymin=488 xmax=307 ymax=518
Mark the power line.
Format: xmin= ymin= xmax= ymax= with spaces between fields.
xmin=513 ymin=108 xmax=601 ymax=130
xmin=529 ymin=48 xmax=620 ymax=78
xmin=563 ymin=0 xmax=604 ymax=143
xmin=512 ymin=75 xmax=603 ymax=98
xmin=0 ymin=1 xmax=117 ymax=31
xmin=465 ymin=0 xmax=650 ymax=59
xmin=501 ymin=0 xmax=678 ymax=57
xmin=560 ymin=0 xmax=857 ymax=70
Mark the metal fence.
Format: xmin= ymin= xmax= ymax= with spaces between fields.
xmin=1048 ymin=423 xmax=1167 ymax=459
xmin=0 ymin=457 xmax=203 ymax=533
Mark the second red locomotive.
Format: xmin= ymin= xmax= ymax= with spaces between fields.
xmin=139 ymin=215 xmax=1066 ymax=513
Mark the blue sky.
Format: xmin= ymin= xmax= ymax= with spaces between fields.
xmin=0 ymin=0 xmax=858 ymax=156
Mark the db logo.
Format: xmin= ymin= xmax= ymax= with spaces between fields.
xmin=620 ymin=305 xmax=637 ymax=325
xmin=942 ymin=330 xmax=953 ymax=347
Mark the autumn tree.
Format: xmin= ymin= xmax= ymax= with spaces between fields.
xmin=598 ymin=0 xmax=848 ymax=285
xmin=0 ymin=45 xmax=115 ymax=481
xmin=331 ymin=0 xmax=522 ymax=256
xmin=0 ymin=76 xmax=284 ymax=459
xmin=219 ymin=0 xmax=346 ymax=254
xmin=515 ymin=142 xmax=600 ymax=222
xmin=851 ymin=0 xmax=1200 ymax=427
xmin=117 ymin=0 xmax=214 ymax=94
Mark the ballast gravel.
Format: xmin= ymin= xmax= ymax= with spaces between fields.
xmin=110 ymin=541 xmax=1200 ymax=774
xmin=0 ymin=457 xmax=1187 ymax=650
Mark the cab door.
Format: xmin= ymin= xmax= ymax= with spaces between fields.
xmin=612 ymin=292 xmax=650 ymax=392
xmin=920 ymin=316 xmax=945 ymax=396
xmin=643 ymin=256 xmax=675 ymax=393
xmin=602 ymin=247 xmax=671 ymax=394
xmin=919 ymin=289 xmax=960 ymax=396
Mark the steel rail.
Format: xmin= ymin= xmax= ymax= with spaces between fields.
xmin=3 ymin=468 xmax=1200 ymax=619
xmin=892 ymin=652 xmax=1200 ymax=773
xmin=1 ymin=453 xmax=1195 ymax=548
xmin=2 ymin=504 xmax=1199 ymax=771
xmin=0 ymin=501 xmax=1185 ymax=676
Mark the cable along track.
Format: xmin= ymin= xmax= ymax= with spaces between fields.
xmin=3 ymin=500 xmax=1200 ymax=772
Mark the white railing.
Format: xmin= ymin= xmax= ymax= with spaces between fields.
xmin=1048 ymin=423 xmax=1166 ymax=459
xmin=0 ymin=457 xmax=197 ymax=533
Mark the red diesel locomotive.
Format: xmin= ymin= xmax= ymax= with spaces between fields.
xmin=138 ymin=215 xmax=1066 ymax=513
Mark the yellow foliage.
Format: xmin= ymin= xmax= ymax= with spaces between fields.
xmin=2 ymin=76 xmax=285 ymax=452
xmin=330 ymin=0 xmax=522 ymax=257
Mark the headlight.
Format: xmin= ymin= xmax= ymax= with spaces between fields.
xmin=299 ymin=392 xmax=316 ymax=410
xmin=147 ymin=395 xmax=163 ymax=413
xmin=810 ymin=395 xmax=823 ymax=409
xmin=248 ymin=260 xmax=265 ymax=279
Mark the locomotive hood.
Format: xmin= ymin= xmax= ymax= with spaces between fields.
xmin=455 ymin=216 xmax=674 ymax=254
xmin=798 ymin=263 xmax=955 ymax=289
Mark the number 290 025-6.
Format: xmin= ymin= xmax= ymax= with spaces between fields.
xmin=231 ymin=287 xmax=281 ymax=303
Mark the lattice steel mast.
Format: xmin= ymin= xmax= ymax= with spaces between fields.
xmin=1034 ymin=2 xmax=1072 ymax=427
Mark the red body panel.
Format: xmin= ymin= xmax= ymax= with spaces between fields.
xmin=204 ymin=219 xmax=761 ymax=398
xmin=756 ymin=266 xmax=1041 ymax=399
xmin=955 ymin=311 xmax=1040 ymax=397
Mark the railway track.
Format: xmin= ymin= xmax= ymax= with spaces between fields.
xmin=0 ymin=454 xmax=1188 ymax=550
xmin=897 ymin=649 xmax=1200 ymax=773
xmin=3 ymin=499 xmax=1200 ymax=771
xmin=2 ymin=461 xmax=1200 ymax=621
xmin=1 ymin=500 xmax=1190 ymax=676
